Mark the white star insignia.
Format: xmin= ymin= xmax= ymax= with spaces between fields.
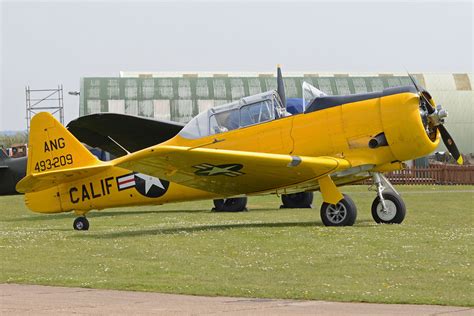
xmin=207 ymin=165 xmax=237 ymax=175
xmin=135 ymin=173 xmax=165 ymax=193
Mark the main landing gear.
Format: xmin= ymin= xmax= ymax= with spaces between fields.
xmin=213 ymin=197 xmax=248 ymax=212
xmin=317 ymin=173 xmax=406 ymax=226
xmin=280 ymin=192 xmax=313 ymax=208
xmin=320 ymin=194 xmax=357 ymax=226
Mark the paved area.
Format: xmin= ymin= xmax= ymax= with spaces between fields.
xmin=1 ymin=284 xmax=472 ymax=315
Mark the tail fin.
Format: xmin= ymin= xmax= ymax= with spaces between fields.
xmin=17 ymin=112 xmax=109 ymax=193
xmin=26 ymin=112 xmax=99 ymax=175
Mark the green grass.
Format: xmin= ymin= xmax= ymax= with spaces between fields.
xmin=1 ymin=185 xmax=473 ymax=306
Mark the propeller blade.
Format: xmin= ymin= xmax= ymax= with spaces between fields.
xmin=408 ymin=73 xmax=434 ymax=114
xmin=277 ymin=65 xmax=286 ymax=108
xmin=437 ymin=124 xmax=463 ymax=165
xmin=408 ymin=73 xmax=421 ymax=92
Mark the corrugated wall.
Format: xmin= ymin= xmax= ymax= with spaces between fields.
xmin=79 ymin=75 xmax=414 ymax=119
xmin=79 ymin=73 xmax=473 ymax=153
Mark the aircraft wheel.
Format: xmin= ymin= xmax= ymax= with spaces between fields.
xmin=371 ymin=192 xmax=406 ymax=224
xmin=320 ymin=194 xmax=357 ymax=226
xmin=73 ymin=216 xmax=89 ymax=231
xmin=213 ymin=197 xmax=247 ymax=212
xmin=280 ymin=192 xmax=313 ymax=208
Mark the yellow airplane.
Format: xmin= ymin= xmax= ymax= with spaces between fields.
xmin=16 ymin=68 xmax=462 ymax=230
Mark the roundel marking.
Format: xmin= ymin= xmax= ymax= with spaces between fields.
xmin=133 ymin=173 xmax=170 ymax=198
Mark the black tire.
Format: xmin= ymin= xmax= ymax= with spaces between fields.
xmin=213 ymin=197 xmax=247 ymax=212
xmin=73 ymin=217 xmax=89 ymax=231
xmin=281 ymin=192 xmax=313 ymax=208
xmin=320 ymin=194 xmax=357 ymax=226
xmin=371 ymin=192 xmax=406 ymax=224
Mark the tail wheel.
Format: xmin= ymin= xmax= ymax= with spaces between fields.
xmin=73 ymin=216 xmax=89 ymax=231
xmin=213 ymin=197 xmax=247 ymax=212
xmin=320 ymin=194 xmax=357 ymax=226
xmin=281 ymin=192 xmax=313 ymax=208
xmin=371 ymin=192 xmax=406 ymax=224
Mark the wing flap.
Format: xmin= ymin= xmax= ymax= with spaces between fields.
xmin=116 ymin=145 xmax=350 ymax=196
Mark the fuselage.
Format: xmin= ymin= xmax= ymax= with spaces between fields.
xmin=168 ymin=86 xmax=438 ymax=165
xmin=25 ymin=87 xmax=439 ymax=214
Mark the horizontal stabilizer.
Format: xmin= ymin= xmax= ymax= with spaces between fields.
xmin=16 ymin=164 xmax=111 ymax=193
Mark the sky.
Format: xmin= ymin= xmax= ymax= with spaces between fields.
xmin=1 ymin=0 xmax=472 ymax=131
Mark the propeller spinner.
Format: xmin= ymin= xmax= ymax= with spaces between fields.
xmin=408 ymin=74 xmax=463 ymax=165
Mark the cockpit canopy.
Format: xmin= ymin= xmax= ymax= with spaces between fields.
xmin=179 ymin=90 xmax=286 ymax=139
xmin=179 ymin=82 xmax=328 ymax=140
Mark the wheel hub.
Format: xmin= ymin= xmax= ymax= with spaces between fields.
xmin=327 ymin=203 xmax=347 ymax=224
xmin=376 ymin=200 xmax=397 ymax=221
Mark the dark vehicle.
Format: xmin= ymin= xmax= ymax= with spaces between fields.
xmin=0 ymin=149 xmax=27 ymax=195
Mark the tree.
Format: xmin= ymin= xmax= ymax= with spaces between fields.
xmin=0 ymin=132 xmax=29 ymax=149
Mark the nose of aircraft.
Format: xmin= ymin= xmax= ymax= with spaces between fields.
xmin=409 ymin=74 xmax=463 ymax=164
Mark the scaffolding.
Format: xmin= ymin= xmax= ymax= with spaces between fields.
xmin=25 ymin=85 xmax=64 ymax=131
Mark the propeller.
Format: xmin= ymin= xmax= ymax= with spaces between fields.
xmin=437 ymin=124 xmax=462 ymax=164
xmin=408 ymin=74 xmax=463 ymax=165
xmin=408 ymin=74 xmax=435 ymax=114
xmin=277 ymin=65 xmax=286 ymax=108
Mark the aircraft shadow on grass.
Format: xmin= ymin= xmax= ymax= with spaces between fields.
xmin=78 ymin=221 xmax=321 ymax=239
xmin=76 ymin=219 xmax=375 ymax=239
xmin=9 ymin=208 xmax=212 ymax=222
xmin=8 ymin=207 xmax=300 ymax=222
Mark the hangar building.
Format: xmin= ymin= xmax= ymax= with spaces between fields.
xmin=79 ymin=72 xmax=473 ymax=154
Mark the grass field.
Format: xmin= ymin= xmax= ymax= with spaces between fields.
xmin=1 ymin=185 xmax=472 ymax=306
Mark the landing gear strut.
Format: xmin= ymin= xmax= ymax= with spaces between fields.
xmin=73 ymin=216 xmax=89 ymax=231
xmin=370 ymin=173 xmax=406 ymax=224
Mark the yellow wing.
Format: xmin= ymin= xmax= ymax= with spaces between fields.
xmin=115 ymin=145 xmax=351 ymax=196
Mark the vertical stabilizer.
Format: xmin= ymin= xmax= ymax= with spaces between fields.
xmin=26 ymin=112 xmax=100 ymax=176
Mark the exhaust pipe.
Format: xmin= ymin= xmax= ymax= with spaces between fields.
xmin=369 ymin=133 xmax=388 ymax=149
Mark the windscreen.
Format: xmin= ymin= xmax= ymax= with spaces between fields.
xmin=302 ymin=81 xmax=327 ymax=110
